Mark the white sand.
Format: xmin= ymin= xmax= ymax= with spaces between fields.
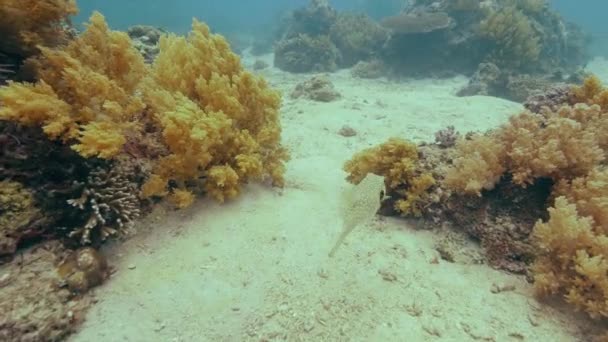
xmin=69 ymin=56 xmax=604 ymax=341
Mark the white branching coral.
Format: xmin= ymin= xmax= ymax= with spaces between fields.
xmin=67 ymin=163 xmax=141 ymax=244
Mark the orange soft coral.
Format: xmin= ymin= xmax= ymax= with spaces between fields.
xmin=0 ymin=12 xmax=147 ymax=159
xmin=139 ymin=19 xmax=288 ymax=203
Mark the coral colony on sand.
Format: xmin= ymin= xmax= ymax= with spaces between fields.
xmin=343 ymin=77 xmax=608 ymax=326
xmin=0 ymin=0 xmax=607 ymax=340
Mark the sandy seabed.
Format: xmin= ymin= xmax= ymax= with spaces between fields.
xmin=69 ymin=56 xmax=608 ymax=342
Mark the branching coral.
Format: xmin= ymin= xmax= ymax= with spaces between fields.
xmin=0 ymin=12 xmax=147 ymax=159
xmin=139 ymin=19 xmax=288 ymax=205
xmin=66 ymin=162 xmax=141 ymax=245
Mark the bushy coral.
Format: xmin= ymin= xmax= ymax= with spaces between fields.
xmin=0 ymin=13 xmax=288 ymax=210
xmin=0 ymin=0 xmax=77 ymax=57
xmin=532 ymin=191 xmax=608 ymax=319
xmin=444 ymin=134 xmax=507 ymax=195
xmin=0 ymin=12 xmax=147 ymax=159
xmin=343 ymin=138 xmax=436 ymax=216
xmin=573 ymin=75 xmax=608 ymax=110
xmin=445 ymin=100 xmax=606 ymax=195
xmin=139 ymin=19 xmax=288 ymax=204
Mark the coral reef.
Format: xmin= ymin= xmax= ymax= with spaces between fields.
xmin=380 ymin=0 xmax=588 ymax=89
xmin=274 ymin=34 xmax=340 ymax=73
xmin=290 ymin=74 xmax=341 ymax=102
xmin=274 ymin=0 xmax=389 ymax=72
xmin=457 ymin=62 xmax=586 ymax=102
xmin=0 ymin=241 xmax=92 ymax=341
xmin=329 ymin=13 xmax=388 ymax=67
xmin=478 ymin=6 xmax=540 ymax=70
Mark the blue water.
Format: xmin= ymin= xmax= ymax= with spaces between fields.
xmin=72 ymin=0 xmax=401 ymax=34
xmin=73 ymin=0 xmax=606 ymax=56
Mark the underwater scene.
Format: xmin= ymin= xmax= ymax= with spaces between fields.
xmin=1 ymin=0 xmax=608 ymax=341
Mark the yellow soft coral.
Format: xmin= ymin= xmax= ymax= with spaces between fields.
xmin=501 ymin=109 xmax=604 ymax=185
xmin=533 ymin=191 xmax=608 ymax=319
xmin=0 ymin=12 xmax=288 ymax=209
xmin=0 ymin=12 xmax=146 ymax=159
xmin=344 ymin=138 xmax=435 ymax=216
xmin=445 ymin=84 xmax=607 ymax=194
xmin=394 ymin=173 xmax=436 ymax=216
xmin=344 ymin=138 xmax=419 ymax=187
xmin=0 ymin=0 xmax=77 ymax=57
xmin=444 ymin=134 xmax=507 ymax=195
xmin=140 ymin=19 xmax=288 ymax=203
xmin=573 ymin=75 xmax=608 ymax=110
